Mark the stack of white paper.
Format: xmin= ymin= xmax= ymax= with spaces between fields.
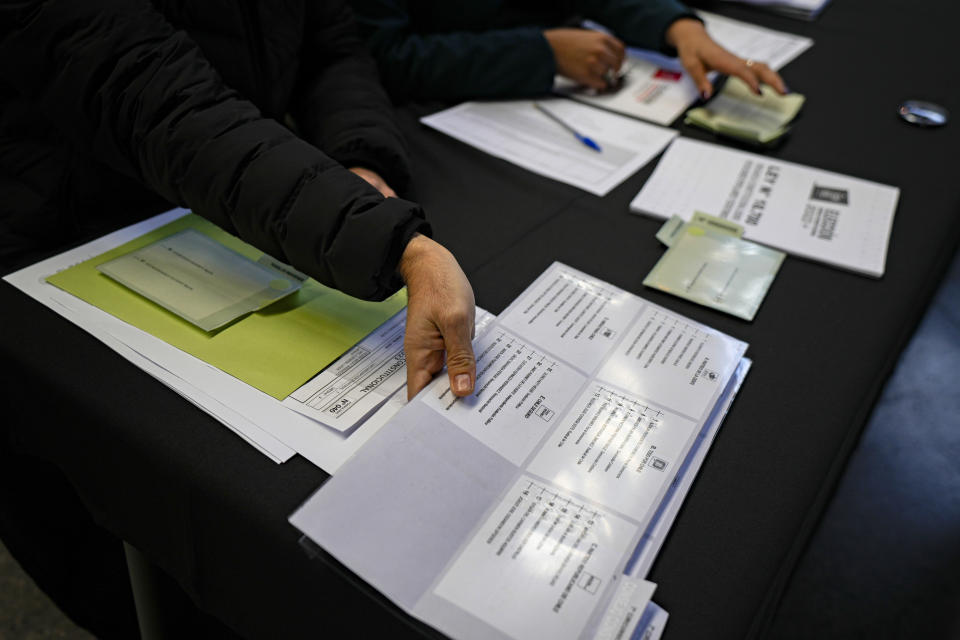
xmin=291 ymin=263 xmax=752 ymax=640
xmin=3 ymin=208 xmax=494 ymax=473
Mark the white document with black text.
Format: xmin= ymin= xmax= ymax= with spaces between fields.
xmin=291 ymin=263 xmax=750 ymax=640
xmin=630 ymin=138 xmax=900 ymax=277
xmin=559 ymin=11 xmax=813 ymax=125
xmin=421 ymin=99 xmax=678 ymax=196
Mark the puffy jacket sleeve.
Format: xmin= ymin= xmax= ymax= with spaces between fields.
xmin=350 ymin=0 xmax=556 ymax=102
xmin=0 ymin=0 xmax=428 ymax=300
xmin=291 ymin=0 xmax=413 ymax=192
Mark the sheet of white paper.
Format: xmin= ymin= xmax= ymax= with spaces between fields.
xmin=291 ymin=263 xmax=748 ymax=640
xmin=591 ymin=577 xmax=656 ymax=640
xmin=634 ymin=601 xmax=670 ymax=640
xmin=421 ymin=99 xmax=678 ymax=196
xmin=560 ymin=11 xmax=812 ymax=125
xmin=432 ymin=474 xmax=641 ymax=640
xmin=283 ymin=310 xmax=407 ymax=431
xmin=3 ymin=207 xmax=495 ymax=473
xmin=630 ymin=138 xmax=900 ymax=277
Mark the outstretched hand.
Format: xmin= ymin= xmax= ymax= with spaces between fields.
xmin=666 ymin=18 xmax=787 ymax=99
xmin=398 ymin=234 xmax=477 ymax=401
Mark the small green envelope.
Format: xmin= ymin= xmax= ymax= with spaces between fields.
xmin=645 ymin=221 xmax=785 ymax=321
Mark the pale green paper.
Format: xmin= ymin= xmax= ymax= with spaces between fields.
xmin=47 ymin=214 xmax=407 ymax=400
xmin=655 ymin=216 xmax=687 ymax=247
xmin=656 ymin=212 xmax=742 ymax=248
xmin=685 ymin=76 xmax=806 ymax=144
xmin=644 ymin=224 xmax=785 ymax=321
xmin=691 ymin=211 xmax=744 ymax=238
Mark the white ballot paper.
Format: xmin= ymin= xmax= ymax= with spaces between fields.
xmin=283 ymin=308 xmax=495 ymax=433
xmin=420 ymin=99 xmax=678 ymax=196
xmin=291 ymin=263 xmax=749 ymax=640
xmin=559 ymin=11 xmax=813 ymax=125
xmin=630 ymin=138 xmax=900 ymax=277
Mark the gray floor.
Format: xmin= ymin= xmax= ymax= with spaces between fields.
xmin=768 ymin=248 xmax=960 ymax=639
xmin=3 ymin=250 xmax=958 ymax=639
xmin=0 ymin=539 xmax=94 ymax=640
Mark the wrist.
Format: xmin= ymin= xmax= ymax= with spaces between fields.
xmin=664 ymin=17 xmax=704 ymax=48
xmin=398 ymin=233 xmax=432 ymax=286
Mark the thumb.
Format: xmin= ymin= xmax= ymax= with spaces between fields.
xmin=443 ymin=316 xmax=477 ymax=397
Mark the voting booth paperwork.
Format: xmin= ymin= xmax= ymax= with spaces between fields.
xmin=2 ymin=209 xmax=455 ymax=472
xmin=292 ymin=263 xmax=751 ymax=640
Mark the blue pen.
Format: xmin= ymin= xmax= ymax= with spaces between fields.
xmin=532 ymin=101 xmax=603 ymax=153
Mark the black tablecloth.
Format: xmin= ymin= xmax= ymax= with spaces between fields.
xmin=2 ymin=1 xmax=959 ymax=638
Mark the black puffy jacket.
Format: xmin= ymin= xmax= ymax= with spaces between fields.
xmin=0 ymin=0 xmax=428 ymax=300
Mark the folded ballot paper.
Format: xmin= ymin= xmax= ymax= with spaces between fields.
xmin=291 ymin=263 xmax=751 ymax=640
xmin=646 ymin=213 xmax=785 ymax=321
xmin=685 ymin=76 xmax=806 ymax=145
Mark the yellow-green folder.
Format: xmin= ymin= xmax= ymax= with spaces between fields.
xmin=47 ymin=214 xmax=407 ymax=400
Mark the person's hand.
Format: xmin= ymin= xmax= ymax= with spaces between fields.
xmin=398 ymin=233 xmax=477 ymax=401
xmin=544 ymin=28 xmax=626 ymax=91
xmin=665 ymin=18 xmax=787 ymax=99
xmin=349 ymin=167 xmax=397 ymax=198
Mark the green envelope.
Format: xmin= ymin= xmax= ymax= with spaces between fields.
xmin=644 ymin=222 xmax=784 ymax=321
xmin=47 ymin=214 xmax=407 ymax=400
xmin=685 ymin=76 xmax=806 ymax=145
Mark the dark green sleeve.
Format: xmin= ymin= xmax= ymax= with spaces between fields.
xmin=350 ymin=0 xmax=557 ymax=102
xmin=579 ymin=0 xmax=697 ymax=54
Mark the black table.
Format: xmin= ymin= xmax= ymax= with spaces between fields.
xmin=2 ymin=1 xmax=959 ymax=638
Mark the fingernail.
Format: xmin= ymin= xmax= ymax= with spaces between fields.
xmin=701 ymin=90 xmax=711 ymax=100
xmin=454 ymin=374 xmax=472 ymax=394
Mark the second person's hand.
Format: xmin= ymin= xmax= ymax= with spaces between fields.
xmin=545 ymin=28 xmax=626 ymax=91
xmin=398 ymin=233 xmax=477 ymax=401
xmin=665 ymin=18 xmax=787 ymax=99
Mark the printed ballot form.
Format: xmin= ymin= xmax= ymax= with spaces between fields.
xmin=559 ymin=11 xmax=813 ymax=125
xmin=631 ymin=138 xmax=900 ymax=277
xmin=283 ymin=309 xmax=495 ymax=432
xmin=421 ymin=99 xmax=677 ymax=196
xmin=291 ymin=263 xmax=749 ymax=640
